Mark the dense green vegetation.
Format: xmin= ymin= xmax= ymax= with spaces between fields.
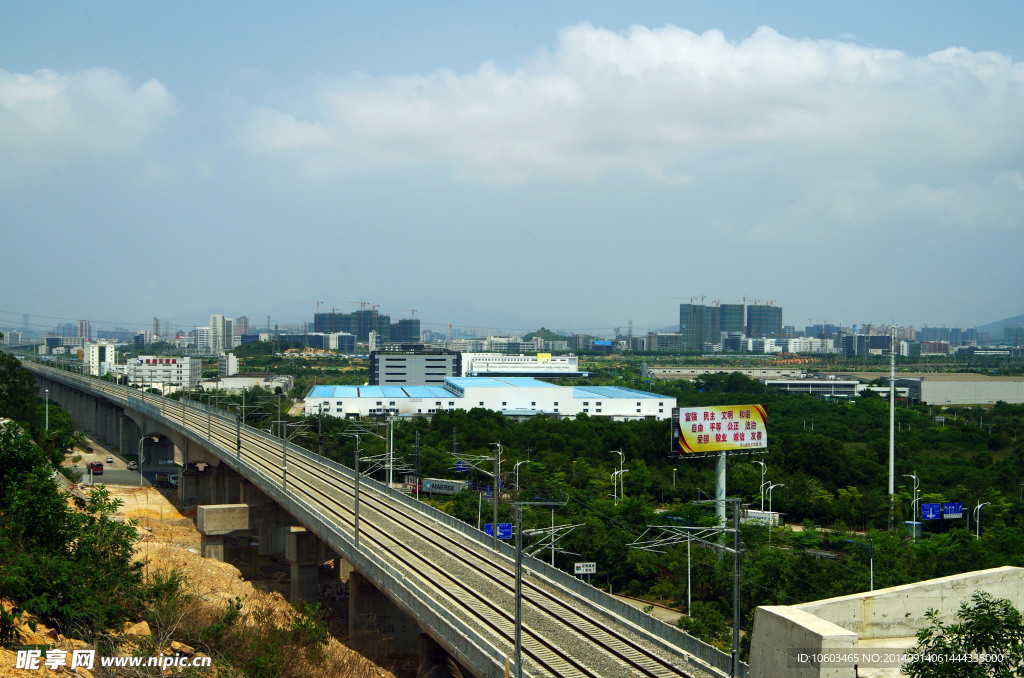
xmin=0 ymin=353 xmax=152 ymax=643
xmin=903 ymin=591 xmax=1024 ymax=678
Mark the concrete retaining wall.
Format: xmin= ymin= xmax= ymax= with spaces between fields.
xmin=749 ymin=606 xmax=857 ymax=678
xmin=749 ymin=566 xmax=1024 ymax=678
xmin=795 ymin=566 xmax=1024 ymax=639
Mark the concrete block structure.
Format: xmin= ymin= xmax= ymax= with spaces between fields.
xmin=896 ymin=375 xmax=1024 ymax=406
xmin=749 ymin=566 xmax=1024 ymax=678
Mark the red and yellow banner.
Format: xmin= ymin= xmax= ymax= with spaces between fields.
xmin=673 ymin=405 xmax=768 ymax=454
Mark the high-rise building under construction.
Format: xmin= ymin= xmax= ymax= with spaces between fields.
xmin=678 ymin=300 xmax=784 ymax=349
xmin=314 ymin=309 xmax=419 ymax=344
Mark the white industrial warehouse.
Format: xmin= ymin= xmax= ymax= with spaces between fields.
xmin=305 ymin=377 xmax=675 ymax=420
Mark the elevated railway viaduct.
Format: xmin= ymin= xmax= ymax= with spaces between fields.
xmin=28 ymin=362 xmax=742 ymax=678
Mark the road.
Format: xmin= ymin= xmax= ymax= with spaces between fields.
xmin=70 ymin=435 xmax=150 ymax=487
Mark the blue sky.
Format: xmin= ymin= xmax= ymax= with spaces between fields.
xmin=2 ymin=2 xmax=1022 ymax=338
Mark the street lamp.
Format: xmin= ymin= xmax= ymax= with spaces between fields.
xmin=672 ymin=467 xmax=677 ymax=491
xmin=846 ymin=539 xmax=874 ymax=591
xmin=903 ymin=473 xmax=920 ymax=542
xmin=610 ymin=471 xmax=626 ymax=501
xmin=767 ymin=483 xmax=785 ymax=541
xmin=513 ymin=460 xmax=530 ymax=492
xmin=974 ymin=501 xmax=991 ymax=540
xmin=44 ymin=388 xmax=49 ymax=430
xmin=753 ymin=460 xmax=767 ymax=512
xmin=611 ymin=450 xmax=624 ymax=500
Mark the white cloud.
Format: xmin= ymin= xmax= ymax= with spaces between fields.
xmin=232 ymin=23 xmax=1024 ymax=190
xmin=0 ymin=67 xmax=175 ymax=185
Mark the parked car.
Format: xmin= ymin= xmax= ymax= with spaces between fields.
xmin=127 ymin=461 xmax=138 ymax=470
xmin=106 ymin=456 xmax=114 ymax=464
xmin=88 ymin=462 xmax=104 ymax=475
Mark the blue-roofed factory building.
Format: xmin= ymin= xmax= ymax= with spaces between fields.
xmin=304 ymin=377 xmax=675 ymax=421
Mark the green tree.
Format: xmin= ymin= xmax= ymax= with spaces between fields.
xmin=0 ymin=423 xmax=148 ymax=642
xmin=678 ymin=600 xmax=731 ymax=650
xmin=0 ymin=352 xmax=37 ymax=427
xmin=903 ymin=591 xmax=1024 ymax=677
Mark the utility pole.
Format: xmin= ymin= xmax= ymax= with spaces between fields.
xmin=512 ymin=496 xmax=566 ymax=678
xmin=889 ymin=325 xmax=896 ymax=529
xmin=732 ymin=499 xmax=741 ymax=676
xmin=387 ymin=416 xmax=393 ymax=489
xmin=355 ymin=435 xmax=361 ymax=546
xmin=492 ymin=443 xmax=503 ymax=550
xmin=415 ymin=431 xmax=421 ymax=500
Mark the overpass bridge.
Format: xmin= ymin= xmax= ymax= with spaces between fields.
xmin=28 ymin=362 xmax=742 ymax=678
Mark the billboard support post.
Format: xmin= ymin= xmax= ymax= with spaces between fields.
xmin=716 ymin=451 xmax=727 ymax=526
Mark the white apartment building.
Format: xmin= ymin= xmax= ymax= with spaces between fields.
xmin=748 ymin=338 xmax=783 ymax=354
xmin=124 ymin=355 xmax=202 ymax=391
xmin=219 ymin=353 xmax=239 ymax=376
xmin=194 ymin=326 xmax=211 ymax=352
xmin=83 ymin=342 xmax=121 ymax=377
xmin=209 ymin=314 xmax=235 ymax=354
xmin=785 ymin=338 xmax=837 ymax=354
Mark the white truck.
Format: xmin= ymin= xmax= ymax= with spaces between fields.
xmin=155 ymin=472 xmax=179 ymax=488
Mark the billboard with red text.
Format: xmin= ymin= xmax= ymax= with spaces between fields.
xmin=672 ymin=405 xmax=768 ymax=454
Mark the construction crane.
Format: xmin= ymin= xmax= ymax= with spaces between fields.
xmin=672 ymin=296 xmax=706 ymax=305
xmin=408 ymin=309 xmax=417 ymax=319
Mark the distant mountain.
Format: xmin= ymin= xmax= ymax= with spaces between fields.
xmin=978 ymin=313 xmax=1024 ymax=339
xmin=523 ymin=328 xmax=571 ymax=342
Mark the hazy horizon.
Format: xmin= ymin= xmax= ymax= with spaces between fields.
xmin=3 ymin=2 xmax=1022 ymax=336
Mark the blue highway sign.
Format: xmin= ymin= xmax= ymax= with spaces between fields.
xmin=921 ymin=503 xmax=942 ymax=520
xmin=484 ymin=523 xmax=514 ymax=539
xmin=943 ymin=502 xmax=964 ymax=519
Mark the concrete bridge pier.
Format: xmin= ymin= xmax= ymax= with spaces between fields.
xmin=286 ymin=527 xmax=321 ymax=603
xmin=94 ymin=400 xmax=117 ymax=448
xmin=184 ymin=463 xmax=242 ymax=505
xmin=256 ymin=505 xmax=299 ymax=556
xmin=65 ymin=388 xmax=84 ymax=430
xmin=239 ymin=479 xmax=270 ymax=504
xmin=196 ymin=504 xmax=260 ymax=561
xmin=348 ymin=569 xmax=423 ymax=672
xmin=418 ymin=633 xmax=466 ymax=678
xmin=331 ymin=550 xmax=354 ymax=580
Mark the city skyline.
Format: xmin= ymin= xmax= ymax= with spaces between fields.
xmin=2 ymin=2 xmax=1022 ymax=331
xmin=4 ymin=300 xmax=1020 ymax=343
